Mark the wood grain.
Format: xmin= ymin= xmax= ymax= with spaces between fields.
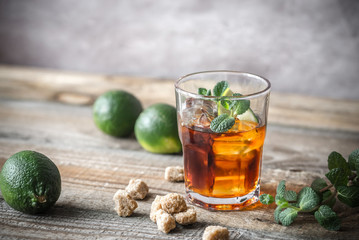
xmin=0 ymin=65 xmax=358 ymax=133
xmin=0 ymin=65 xmax=358 ymax=239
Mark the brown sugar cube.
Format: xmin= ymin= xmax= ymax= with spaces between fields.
xmin=173 ymin=206 xmax=197 ymax=225
xmin=165 ymin=166 xmax=184 ymax=182
xmin=113 ymin=190 xmax=138 ymax=217
xmin=160 ymin=193 xmax=187 ymax=214
xmin=202 ymin=226 xmax=229 ymax=240
xmin=150 ymin=195 xmax=163 ymax=222
xmin=155 ymin=209 xmax=176 ymax=234
xmin=125 ymin=179 xmax=149 ymax=200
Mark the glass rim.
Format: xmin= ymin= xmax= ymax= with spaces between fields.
xmin=175 ymin=70 xmax=271 ymax=100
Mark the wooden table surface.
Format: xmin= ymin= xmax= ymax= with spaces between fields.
xmin=0 ymin=65 xmax=358 ymax=240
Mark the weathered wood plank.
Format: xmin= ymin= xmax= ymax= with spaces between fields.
xmin=0 ymin=65 xmax=358 ymax=133
xmin=0 ymin=65 xmax=358 ymax=239
xmin=0 ymin=99 xmax=357 ymax=173
xmin=0 ymin=142 xmax=357 ymax=240
xmin=0 ymin=99 xmax=358 ymax=239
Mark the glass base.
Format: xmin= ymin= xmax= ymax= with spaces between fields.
xmin=186 ymin=185 xmax=260 ymax=211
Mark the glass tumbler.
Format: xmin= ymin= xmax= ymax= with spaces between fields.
xmin=175 ymin=71 xmax=271 ymax=210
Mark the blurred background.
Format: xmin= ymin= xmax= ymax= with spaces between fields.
xmin=0 ymin=0 xmax=358 ymax=99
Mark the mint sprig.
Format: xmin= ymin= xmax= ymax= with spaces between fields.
xmin=213 ymin=81 xmax=229 ymax=96
xmin=198 ymin=88 xmax=211 ymax=96
xmin=198 ymin=81 xmax=250 ymax=133
xmin=209 ymin=114 xmax=235 ymax=133
xmin=260 ymin=148 xmax=359 ymax=231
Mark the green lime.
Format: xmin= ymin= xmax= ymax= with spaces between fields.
xmin=237 ymin=108 xmax=258 ymax=123
xmin=135 ymin=103 xmax=182 ymax=154
xmin=93 ymin=90 xmax=143 ymax=137
xmin=0 ymin=150 xmax=61 ymax=214
xmin=222 ymin=87 xmax=233 ymax=97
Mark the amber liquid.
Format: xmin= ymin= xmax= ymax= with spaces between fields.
xmin=180 ymin=120 xmax=266 ymax=199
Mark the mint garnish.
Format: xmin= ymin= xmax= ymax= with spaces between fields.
xmin=259 ymin=148 xmax=359 ymax=231
xmin=229 ymin=93 xmax=250 ymax=116
xmin=213 ymin=81 xmax=228 ymax=96
xmin=209 ymin=114 xmax=235 ymax=133
xmin=197 ymin=81 xmax=251 ymax=133
xmin=198 ymin=88 xmax=211 ymax=96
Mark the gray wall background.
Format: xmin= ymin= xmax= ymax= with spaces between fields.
xmin=0 ymin=0 xmax=358 ymax=99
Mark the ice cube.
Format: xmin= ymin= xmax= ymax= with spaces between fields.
xmin=181 ymin=106 xmax=202 ymax=126
xmin=212 ymin=140 xmax=248 ymax=156
xmin=181 ymin=98 xmax=217 ymax=127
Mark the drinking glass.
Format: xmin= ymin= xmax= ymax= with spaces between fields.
xmin=175 ymin=71 xmax=271 ymax=210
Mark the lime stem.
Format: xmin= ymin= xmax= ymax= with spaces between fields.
xmin=36 ymin=195 xmax=47 ymax=203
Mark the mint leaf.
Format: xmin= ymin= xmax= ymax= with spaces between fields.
xmin=297 ymin=187 xmax=320 ymax=211
xmin=328 ymin=151 xmax=351 ymax=176
xmin=325 ymin=168 xmax=348 ymax=187
xmin=276 ymin=180 xmax=286 ymax=198
xmin=348 ymin=148 xmax=359 ymax=172
xmin=198 ymin=88 xmax=211 ymax=96
xmin=284 ymin=190 xmax=297 ymax=202
xmin=275 ymin=180 xmax=286 ymax=203
xmin=314 ymin=205 xmax=340 ymax=231
xmin=336 ymin=185 xmax=359 ymax=207
xmin=279 ymin=208 xmax=298 ymax=226
xmin=198 ymin=88 xmax=208 ymax=95
xmin=213 ymin=81 xmax=229 ymax=96
xmin=322 ymin=190 xmax=336 ymax=208
xmin=231 ymin=99 xmax=250 ymax=116
xmin=259 ymin=194 xmax=274 ymax=204
xmin=274 ymin=206 xmax=283 ymax=223
xmin=210 ymin=114 xmax=235 ymax=133
xmin=311 ymin=178 xmax=328 ymax=194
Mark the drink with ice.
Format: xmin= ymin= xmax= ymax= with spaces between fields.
xmin=175 ymin=71 xmax=270 ymax=210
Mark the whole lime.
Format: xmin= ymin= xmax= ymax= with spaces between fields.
xmin=135 ymin=103 xmax=182 ymax=154
xmin=93 ymin=90 xmax=143 ymax=137
xmin=0 ymin=150 xmax=61 ymax=214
